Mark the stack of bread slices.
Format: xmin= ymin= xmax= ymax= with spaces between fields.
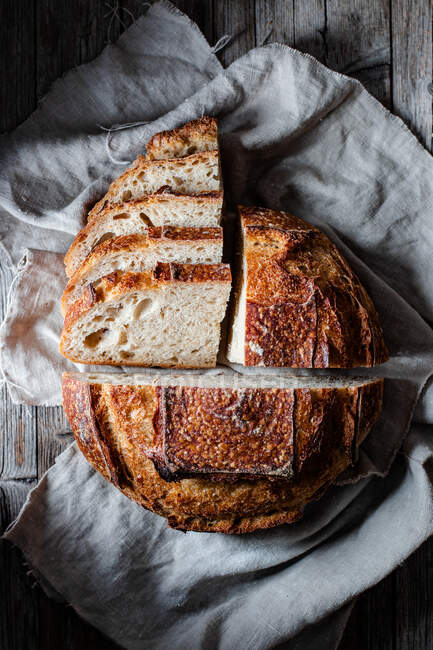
xmin=61 ymin=117 xmax=389 ymax=534
xmin=61 ymin=117 xmax=231 ymax=369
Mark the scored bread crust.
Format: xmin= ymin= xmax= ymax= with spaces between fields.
xmin=88 ymin=151 xmax=221 ymax=221
xmin=146 ymin=116 xmax=218 ymax=160
xmin=61 ymin=228 xmax=224 ymax=315
xmin=65 ymin=192 xmax=223 ymax=278
xmin=60 ymin=263 xmax=232 ymax=367
xmin=62 ymin=373 xmax=383 ymax=533
xmin=228 ymin=206 xmax=389 ymax=368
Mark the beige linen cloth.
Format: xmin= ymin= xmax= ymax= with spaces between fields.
xmin=2 ymin=2 xmax=433 ymax=648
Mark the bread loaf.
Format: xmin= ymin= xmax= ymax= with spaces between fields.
xmin=62 ymin=371 xmax=383 ymax=533
xmin=227 ymin=206 xmax=388 ymax=368
xmin=61 ymin=228 xmax=223 ymax=314
xmin=59 ymin=263 xmax=232 ymax=368
xmin=65 ymin=191 xmax=223 ymax=278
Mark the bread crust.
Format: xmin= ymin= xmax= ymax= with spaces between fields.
xmin=237 ymin=206 xmax=389 ymax=368
xmin=62 ymin=373 xmax=383 ymax=533
xmin=61 ymin=228 xmax=223 ymax=314
xmin=88 ymin=151 xmax=220 ymax=220
xmin=146 ymin=116 xmax=218 ymax=160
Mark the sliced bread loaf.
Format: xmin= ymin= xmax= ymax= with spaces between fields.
xmin=227 ymin=206 xmax=389 ymax=368
xmin=89 ymin=151 xmax=221 ymax=220
xmin=62 ymin=371 xmax=383 ymax=533
xmin=60 ymin=263 xmax=232 ymax=368
xmin=146 ymin=116 xmax=218 ymax=160
xmin=65 ymin=191 xmax=223 ymax=278
xmin=61 ymin=228 xmax=224 ymax=314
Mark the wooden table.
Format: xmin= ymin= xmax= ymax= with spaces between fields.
xmin=1 ymin=1 xmax=432 ymax=648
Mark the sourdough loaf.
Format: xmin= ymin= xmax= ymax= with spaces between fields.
xmin=59 ymin=263 xmax=231 ymax=368
xmin=62 ymin=371 xmax=383 ymax=533
xmin=64 ymin=191 xmax=223 ymax=278
xmin=227 ymin=206 xmax=388 ymax=368
xmin=61 ymin=228 xmax=223 ymax=314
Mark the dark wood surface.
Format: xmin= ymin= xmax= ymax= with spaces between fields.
xmin=0 ymin=1 xmax=432 ymax=648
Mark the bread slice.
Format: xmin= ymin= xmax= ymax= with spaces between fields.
xmin=146 ymin=116 xmax=218 ymax=160
xmin=62 ymin=371 xmax=383 ymax=533
xmin=61 ymin=228 xmax=224 ymax=315
xmin=227 ymin=206 xmax=389 ymax=368
xmin=65 ymin=192 xmax=223 ymax=278
xmin=60 ymin=263 xmax=232 ymax=368
xmin=88 ymin=151 xmax=221 ymax=220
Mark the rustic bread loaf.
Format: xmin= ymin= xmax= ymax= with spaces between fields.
xmin=64 ymin=191 xmax=223 ymax=278
xmin=62 ymin=371 xmax=383 ymax=533
xmin=61 ymin=228 xmax=223 ymax=314
xmin=146 ymin=116 xmax=218 ymax=160
xmin=227 ymin=206 xmax=389 ymax=368
xmin=59 ymin=263 xmax=231 ymax=368
xmin=88 ymin=151 xmax=221 ymax=220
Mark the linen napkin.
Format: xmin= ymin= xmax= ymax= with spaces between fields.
xmin=2 ymin=1 xmax=433 ymax=648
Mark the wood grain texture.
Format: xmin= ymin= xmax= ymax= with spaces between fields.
xmin=0 ymin=0 xmax=432 ymax=648
xmin=293 ymin=0 xmax=326 ymax=63
xmin=213 ymin=0 xmax=256 ymax=67
xmin=325 ymin=0 xmax=391 ymax=106
xmin=255 ymin=1 xmax=295 ymax=48
xmin=391 ymin=0 xmax=433 ymax=148
xmin=0 ymin=0 xmax=36 ymax=132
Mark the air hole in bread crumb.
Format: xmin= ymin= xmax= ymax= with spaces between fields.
xmin=139 ymin=213 xmax=153 ymax=226
xmin=91 ymin=232 xmax=114 ymax=251
xmin=133 ymin=298 xmax=154 ymax=319
xmin=117 ymin=330 xmax=128 ymax=345
xmin=122 ymin=190 xmax=132 ymax=200
xmin=84 ymin=329 xmax=107 ymax=348
xmin=120 ymin=350 xmax=133 ymax=359
xmin=112 ymin=213 xmax=130 ymax=220
xmin=173 ymin=176 xmax=183 ymax=186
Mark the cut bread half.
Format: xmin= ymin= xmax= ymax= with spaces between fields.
xmin=146 ymin=116 xmax=217 ymax=160
xmin=65 ymin=192 xmax=223 ymax=278
xmin=61 ymin=228 xmax=224 ymax=315
xmin=89 ymin=151 xmax=221 ymax=220
xmin=60 ymin=263 xmax=232 ymax=368
xmin=63 ymin=371 xmax=383 ymax=533
xmin=227 ymin=206 xmax=389 ymax=368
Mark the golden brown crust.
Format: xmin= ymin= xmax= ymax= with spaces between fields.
xmin=146 ymin=117 xmax=218 ymax=161
xmin=62 ymin=374 xmax=383 ymax=534
xmin=150 ymin=386 xmax=295 ymax=481
xmin=239 ymin=206 xmax=389 ymax=368
xmin=88 ymin=151 xmax=220 ymax=220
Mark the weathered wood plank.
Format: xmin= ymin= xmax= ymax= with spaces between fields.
xmin=255 ymin=1 xmax=295 ymax=48
xmin=325 ymin=0 xmax=391 ymax=106
xmin=394 ymin=538 xmax=433 ymax=650
xmin=0 ymin=0 xmax=36 ymax=132
xmin=212 ymin=0 xmax=256 ymax=68
xmin=0 ymin=479 xmax=39 ymax=650
xmin=391 ymin=0 xmax=432 ymax=148
xmin=37 ymin=407 xmax=71 ymax=477
xmin=293 ymin=0 xmax=327 ymax=63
